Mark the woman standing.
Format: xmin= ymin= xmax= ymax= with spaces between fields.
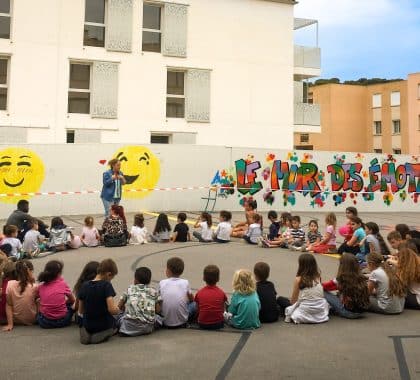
xmin=100 ymin=159 xmax=126 ymax=217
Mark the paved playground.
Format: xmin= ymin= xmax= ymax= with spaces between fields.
xmin=1 ymin=211 xmax=419 ymax=380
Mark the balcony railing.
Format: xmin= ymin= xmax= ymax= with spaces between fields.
xmin=294 ymin=102 xmax=320 ymax=126
xmin=294 ymin=45 xmax=321 ymax=70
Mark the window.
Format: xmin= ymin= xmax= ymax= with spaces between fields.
xmin=151 ymin=134 xmax=170 ymax=144
xmin=0 ymin=58 xmax=8 ymax=110
xmin=84 ymin=0 xmax=106 ymax=47
xmin=68 ymin=64 xmax=91 ymax=114
xmin=372 ymin=94 xmax=381 ymax=108
xmin=374 ymin=149 xmax=382 ymax=153
xmin=393 ymin=149 xmax=401 ymax=155
xmin=166 ymin=71 xmax=185 ymax=118
xmin=0 ymin=0 xmax=10 ymax=39
xmin=300 ymin=133 xmax=309 ymax=143
xmin=373 ymin=121 xmax=382 ymax=135
xmin=390 ymin=91 xmax=400 ymax=107
xmin=142 ymin=3 xmax=162 ymax=52
xmin=66 ymin=130 xmax=75 ymax=144
xmin=392 ymin=120 xmax=401 ymax=134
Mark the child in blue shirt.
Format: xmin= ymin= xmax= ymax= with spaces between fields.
xmin=267 ymin=211 xmax=280 ymax=241
xmin=338 ymin=217 xmax=366 ymax=257
xmin=225 ymin=269 xmax=260 ymax=329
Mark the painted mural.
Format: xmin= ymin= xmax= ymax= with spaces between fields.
xmin=111 ymin=146 xmax=161 ymax=199
xmin=0 ymin=147 xmax=45 ymax=204
xmin=211 ymin=152 xmax=420 ymax=208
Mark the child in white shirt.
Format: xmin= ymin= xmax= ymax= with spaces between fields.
xmin=129 ymin=214 xmax=148 ymax=245
xmin=2 ymin=225 xmax=22 ymax=258
xmin=244 ymin=214 xmax=262 ymax=245
xmin=22 ymin=219 xmax=45 ymax=257
xmin=193 ymin=212 xmax=213 ymax=243
xmin=213 ymin=210 xmax=232 ymax=243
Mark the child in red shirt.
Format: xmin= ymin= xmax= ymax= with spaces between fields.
xmin=194 ymin=265 xmax=227 ymax=330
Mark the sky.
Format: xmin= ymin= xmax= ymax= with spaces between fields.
xmin=294 ymin=0 xmax=420 ymax=81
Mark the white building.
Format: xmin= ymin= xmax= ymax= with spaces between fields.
xmin=0 ymin=0 xmax=320 ymax=148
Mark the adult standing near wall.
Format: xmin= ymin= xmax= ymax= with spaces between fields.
xmin=100 ymin=159 xmax=126 ymax=217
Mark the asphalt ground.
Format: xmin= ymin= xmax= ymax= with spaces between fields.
xmin=0 ymin=211 xmax=419 ymax=380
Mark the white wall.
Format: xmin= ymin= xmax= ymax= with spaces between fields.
xmin=0 ymin=0 xmax=294 ymax=149
xmin=0 ymin=144 xmax=418 ymax=218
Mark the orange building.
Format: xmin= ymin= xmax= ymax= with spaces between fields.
xmin=294 ymin=73 xmax=420 ymax=155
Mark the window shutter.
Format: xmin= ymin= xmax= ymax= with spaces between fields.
xmin=106 ymin=0 xmax=133 ymax=52
xmin=186 ymin=69 xmax=211 ymax=123
xmin=92 ymin=61 xmax=119 ymax=119
xmin=162 ymin=3 xmax=188 ymax=58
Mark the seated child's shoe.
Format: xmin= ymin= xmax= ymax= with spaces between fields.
xmin=284 ymin=315 xmax=291 ymax=323
xmin=90 ymin=328 xmax=114 ymax=344
xmin=79 ymin=327 xmax=91 ymax=345
xmin=261 ymin=239 xmax=270 ymax=248
xmin=32 ymin=248 xmax=41 ymax=258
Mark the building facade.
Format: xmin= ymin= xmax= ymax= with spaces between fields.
xmin=0 ymin=0 xmax=320 ymax=149
xmin=294 ymin=74 xmax=420 ymax=155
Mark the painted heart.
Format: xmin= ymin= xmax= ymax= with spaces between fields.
xmin=99 ymin=159 xmax=107 ymax=165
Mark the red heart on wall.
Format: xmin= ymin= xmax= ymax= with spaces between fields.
xmin=99 ymin=159 xmax=107 ymax=165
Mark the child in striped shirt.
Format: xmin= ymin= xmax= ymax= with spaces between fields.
xmin=289 ymin=216 xmax=306 ymax=250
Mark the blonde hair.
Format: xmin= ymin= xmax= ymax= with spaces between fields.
xmin=325 ymin=212 xmax=337 ymax=227
xmin=232 ymin=269 xmax=256 ymax=295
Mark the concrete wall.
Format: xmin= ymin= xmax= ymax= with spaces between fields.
xmin=0 ymin=144 xmax=418 ymax=217
xmin=0 ymin=0 xmax=295 ymax=149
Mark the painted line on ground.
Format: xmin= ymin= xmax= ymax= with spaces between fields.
xmin=215 ymin=332 xmax=252 ymax=380
xmin=389 ymin=335 xmax=420 ymax=380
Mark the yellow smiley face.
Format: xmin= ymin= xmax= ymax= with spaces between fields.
xmin=112 ymin=146 xmax=161 ymax=199
xmin=0 ymin=147 xmax=45 ymax=204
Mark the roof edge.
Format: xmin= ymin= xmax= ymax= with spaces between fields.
xmin=259 ymin=0 xmax=297 ymax=5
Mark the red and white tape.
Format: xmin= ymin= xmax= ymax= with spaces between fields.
xmin=0 ymin=186 xmax=418 ymax=198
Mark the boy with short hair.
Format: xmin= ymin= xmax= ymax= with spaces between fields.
xmin=22 ymin=219 xmax=46 ymax=257
xmin=2 ymin=225 xmax=22 ymax=258
xmin=289 ymin=216 xmax=306 ymax=250
xmin=214 ymin=210 xmax=232 ymax=243
xmin=267 ymin=211 xmax=280 ymax=241
xmin=171 ymin=212 xmax=191 ymax=242
xmin=195 ymin=265 xmax=227 ymax=330
xmin=158 ymin=257 xmax=195 ymax=328
xmin=254 ymin=262 xmax=279 ymax=323
xmin=387 ymin=231 xmax=402 ymax=254
xmin=117 ymin=267 xmax=160 ymax=336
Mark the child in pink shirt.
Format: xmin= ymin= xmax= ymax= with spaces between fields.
xmin=81 ymin=216 xmax=100 ymax=247
xmin=37 ymin=260 xmax=75 ymax=328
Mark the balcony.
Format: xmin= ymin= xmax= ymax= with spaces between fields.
xmin=294 ymin=103 xmax=321 ymax=133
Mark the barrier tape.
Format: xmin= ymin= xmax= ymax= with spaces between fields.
xmin=0 ymin=185 xmax=418 ymax=198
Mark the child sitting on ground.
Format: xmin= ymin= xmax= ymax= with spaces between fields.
xmin=307 ymin=213 xmax=337 ymax=254
xmin=158 ymin=257 xmax=195 ymax=328
xmin=78 ymin=259 xmax=120 ymax=344
xmin=267 ymin=211 xmax=280 ymax=241
xmin=37 ymin=260 xmax=75 ymax=329
xmin=171 ymin=213 xmax=191 ymax=242
xmin=367 ymin=252 xmax=405 ymax=315
xmin=277 ymin=253 xmax=329 ymax=324
xmin=225 ymin=269 xmax=260 ymax=329
xmin=387 ymin=231 xmax=403 ymax=255
xmin=243 ymin=214 xmax=262 ymax=245
xmin=73 ymin=261 xmax=100 ymax=325
xmin=2 ymin=260 xmax=38 ymax=331
xmin=395 ymin=224 xmax=410 ymax=241
xmin=129 ymin=214 xmax=148 ymax=245
xmin=213 ymin=211 xmax=232 ymax=243
xmin=231 ymin=200 xmax=257 ymax=238
xmin=254 ymin=262 xmax=279 ymax=323
xmin=195 ymin=265 xmax=227 ymax=330
xmin=81 ymin=216 xmax=100 ymax=247
xmin=338 ymin=206 xmax=358 ymax=241
xmin=117 ymin=267 xmax=160 ymax=336
xmin=49 ymin=217 xmax=81 ymax=251
xmin=23 ymin=219 xmax=46 ymax=257
xmin=2 ymin=225 xmax=22 ymax=259
xmin=322 ymin=253 xmax=370 ymax=319
xmin=304 ymin=220 xmax=322 ymax=251
xmin=288 ymin=216 xmax=306 ymax=250
xmin=261 ymin=212 xmax=292 ymax=248
xmin=0 ymin=261 xmax=16 ymax=324
xmin=362 ymin=222 xmax=389 ymax=256
xmin=150 ymin=213 xmax=171 ymax=243
xmin=338 ymin=216 xmax=365 ymax=257
xmin=193 ymin=212 xmax=213 ymax=243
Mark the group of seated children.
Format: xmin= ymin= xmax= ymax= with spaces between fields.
xmin=0 ymin=237 xmax=418 ymax=343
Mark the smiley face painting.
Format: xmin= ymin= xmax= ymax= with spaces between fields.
xmin=112 ymin=146 xmax=161 ymax=199
xmin=0 ymin=147 xmax=45 ymax=203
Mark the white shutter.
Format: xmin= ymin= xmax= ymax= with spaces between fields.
xmin=106 ymin=0 xmax=133 ymax=52
xmin=92 ymin=61 xmax=119 ymax=119
xmin=162 ymin=3 xmax=188 ymax=58
xmin=186 ymin=69 xmax=211 ymax=123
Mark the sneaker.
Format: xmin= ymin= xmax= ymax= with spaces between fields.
xmin=90 ymin=328 xmax=114 ymax=344
xmin=284 ymin=315 xmax=291 ymax=323
xmin=79 ymin=327 xmax=91 ymax=345
xmin=261 ymin=239 xmax=270 ymax=248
